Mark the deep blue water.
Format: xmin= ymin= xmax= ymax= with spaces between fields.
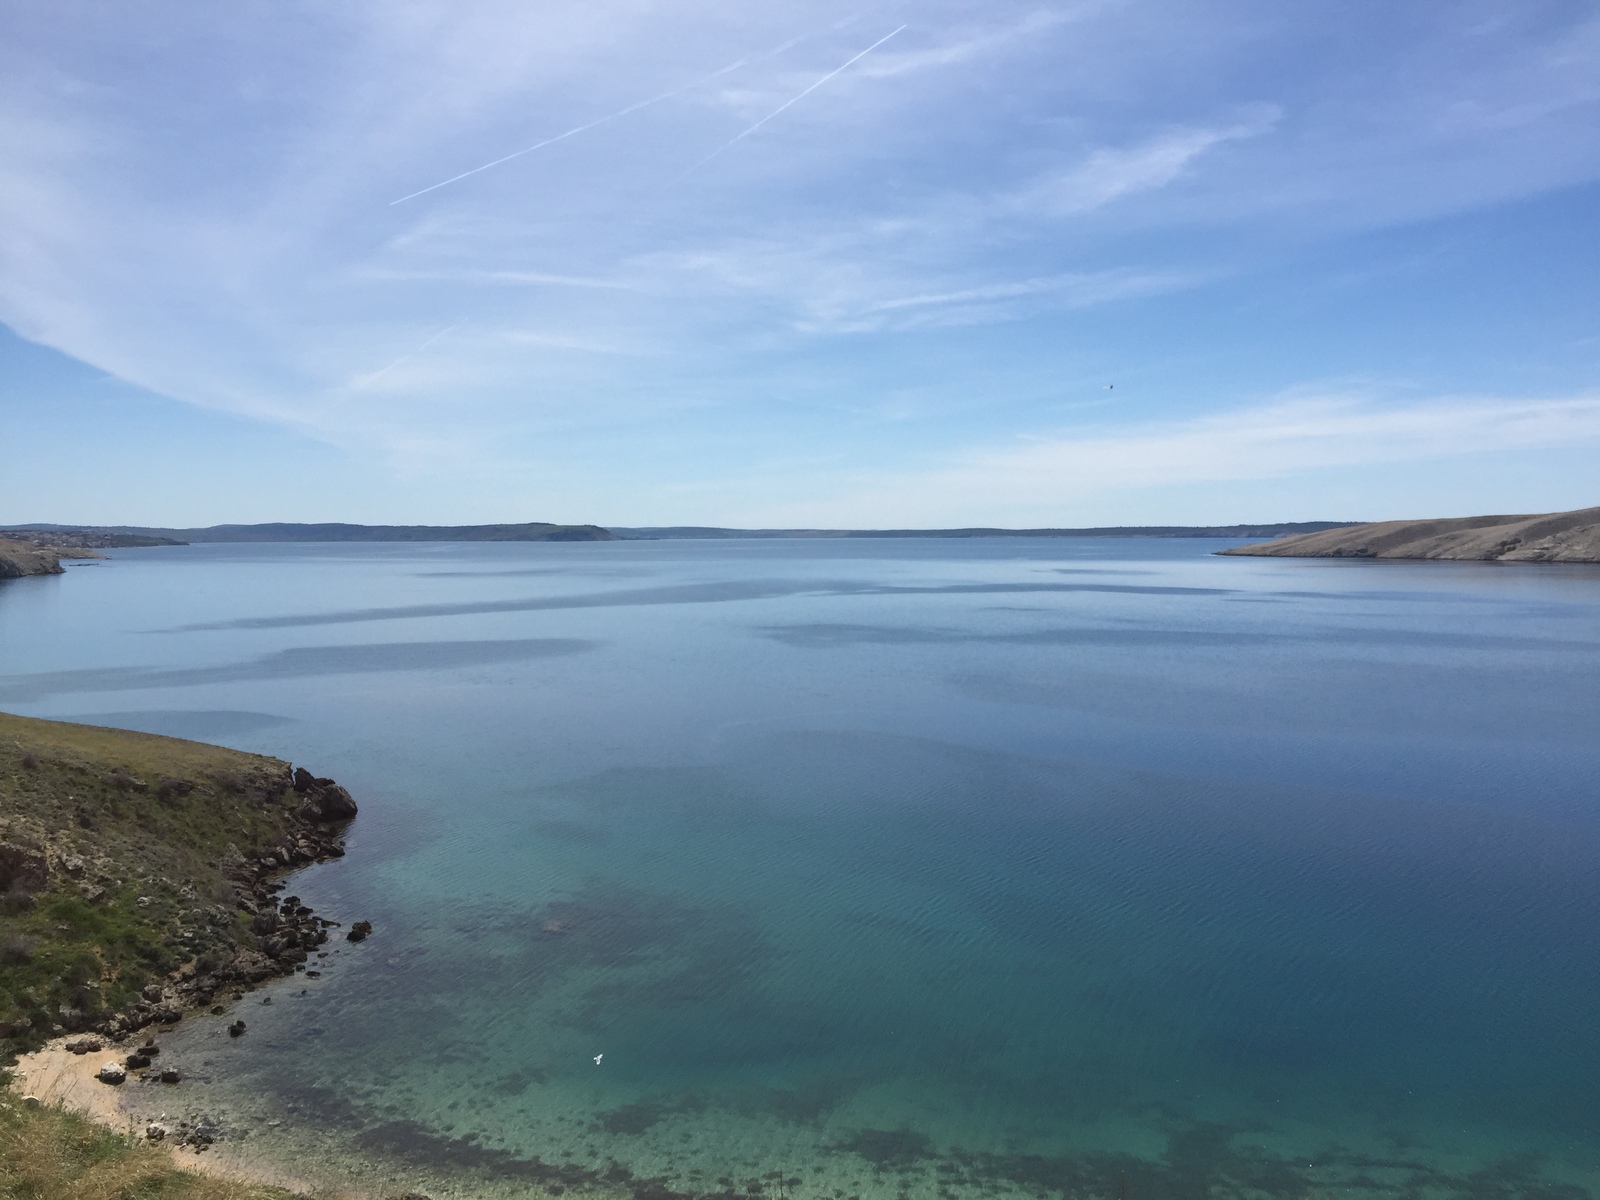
xmin=4 ymin=539 xmax=1600 ymax=1199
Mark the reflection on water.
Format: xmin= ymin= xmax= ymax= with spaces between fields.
xmin=3 ymin=539 xmax=1599 ymax=1198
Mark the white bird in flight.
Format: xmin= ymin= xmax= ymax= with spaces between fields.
xmin=594 ymin=1054 xmax=604 ymax=1065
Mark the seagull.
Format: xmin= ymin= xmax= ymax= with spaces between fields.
xmin=593 ymin=1054 xmax=604 ymax=1065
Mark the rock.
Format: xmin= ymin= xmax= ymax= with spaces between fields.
xmin=347 ymin=920 xmax=373 ymax=943
xmin=21 ymin=1095 xmax=42 ymax=1108
xmin=125 ymin=1052 xmax=152 ymax=1069
xmin=65 ymin=1037 xmax=103 ymax=1054
xmin=60 ymin=854 xmax=86 ymax=875
xmin=137 ymin=1040 xmax=159 ymax=1055
xmin=155 ymin=777 xmax=195 ymax=800
xmin=157 ymin=1067 xmax=181 ymax=1084
xmin=303 ymin=782 xmax=358 ymax=822
xmin=228 ymin=1020 xmax=246 ymax=1037
xmin=0 ymin=843 xmax=49 ymax=893
xmin=79 ymin=884 xmax=107 ymax=903
xmin=146 ymin=1124 xmax=167 ymax=1141
xmin=96 ymin=1063 xmax=127 ymax=1085
xmin=141 ymin=984 xmax=164 ymax=1002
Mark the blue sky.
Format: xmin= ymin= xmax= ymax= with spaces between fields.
xmin=2 ymin=0 xmax=1598 ymax=528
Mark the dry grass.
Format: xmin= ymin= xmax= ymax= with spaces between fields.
xmin=0 ymin=1090 xmax=300 ymax=1199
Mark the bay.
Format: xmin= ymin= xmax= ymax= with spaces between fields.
xmin=3 ymin=538 xmax=1599 ymax=1198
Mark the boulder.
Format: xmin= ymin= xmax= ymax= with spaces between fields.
xmin=0 ymin=843 xmax=48 ymax=893
xmin=155 ymin=777 xmax=195 ymax=800
xmin=347 ymin=920 xmax=373 ymax=943
xmin=96 ymin=1063 xmax=127 ymax=1085
xmin=301 ymin=782 xmax=358 ymax=823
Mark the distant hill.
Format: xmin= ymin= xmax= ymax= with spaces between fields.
xmin=1217 ymin=506 xmax=1600 ymax=563
xmin=10 ymin=522 xmax=616 ymax=543
xmin=611 ymin=522 xmax=1359 ymax=540
xmin=6 ymin=520 xmax=1361 ymax=547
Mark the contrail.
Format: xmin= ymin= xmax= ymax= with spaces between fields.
xmin=390 ymin=31 xmax=819 ymax=206
xmin=675 ymin=24 xmax=907 ymax=180
xmin=351 ymin=317 xmax=466 ymax=390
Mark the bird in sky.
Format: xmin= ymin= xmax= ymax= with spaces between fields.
xmin=594 ymin=1054 xmax=604 ymax=1065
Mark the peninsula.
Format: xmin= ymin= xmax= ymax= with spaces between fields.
xmin=1218 ymin=505 xmax=1600 ymax=563
xmin=0 ymin=538 xmax=109 ymax=579
xmin=0 ymin=712 xmax=359 ymax=1059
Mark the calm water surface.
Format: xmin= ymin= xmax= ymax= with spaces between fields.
xmin=3 ymin=539 xmax=1600 ymax=1199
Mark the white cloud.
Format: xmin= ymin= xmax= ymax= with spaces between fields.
xmin=760 ymin=393 xmax=1600 ymax=526
xmin=2 ymin=0 xmax=1600 ymax=524
xmin=1010 ymin=112 xmax=1280 ymax=217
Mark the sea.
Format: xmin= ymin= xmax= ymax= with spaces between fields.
xmin=3 ymin=537 xmax=1600 ymax=1200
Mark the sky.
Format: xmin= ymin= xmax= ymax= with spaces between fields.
xmin=1 ymin=0 xmax=1598 ymax=529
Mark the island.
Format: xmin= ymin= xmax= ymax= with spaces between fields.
xmin=1217 ymin=505 xmax=1600 ymax=563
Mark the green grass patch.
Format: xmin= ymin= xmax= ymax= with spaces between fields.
xmin=0 ymin=712 xmax=318 ymax=1057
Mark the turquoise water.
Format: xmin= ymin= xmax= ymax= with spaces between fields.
xmin=4 ymin=539 xmax=1600 ymax=1199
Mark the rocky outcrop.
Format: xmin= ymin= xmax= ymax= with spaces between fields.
xmin=1219 ymin=506 xmax=1600 ymax=564
xmin=0 ymin=538 xmax=64 ymax=578
xmin=292 ymin=767 xmax=359 ymax=822
xmin=0 ymin=712 xmax=365 ymax=1055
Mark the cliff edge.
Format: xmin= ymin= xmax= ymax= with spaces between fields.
xmin=1218 ymin=505 xmax=1600 ymax=563
xmin=0 ymin=539 xmax=63 ymax=579
xmin=0 ymin=712 xmax=359 ymax=1059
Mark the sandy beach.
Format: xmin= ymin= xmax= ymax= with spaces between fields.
xmin=10 ymin=1036 xmax=334 ymax=1196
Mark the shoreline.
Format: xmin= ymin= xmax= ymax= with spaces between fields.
xmin=10 ymin=1035 xmax=335 ymax=1194
xmin=1 ymin=713 xmax=385 ymax=1195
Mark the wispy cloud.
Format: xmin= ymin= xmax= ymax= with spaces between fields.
xmin=1008 ymin=112 xmax=1281 ymax=217
xmin=3 ymin=2 xmax=1599 ymax=523
xmin=762 ymin=393 xmax=1600 ymax=525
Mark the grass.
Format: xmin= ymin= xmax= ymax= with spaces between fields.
xmin=0 ymin=1088 xmax=299 ymax=1199
xmin=0 ymin=712 xmax=313 ymax=1057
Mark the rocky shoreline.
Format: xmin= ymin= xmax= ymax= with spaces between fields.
xmin=1218 ymin=504 xmax=1600 ymax=563
xmin=0 ymin=713 xmax=375 ymax=1064
xmin=85 ymin=766 xmax=361 ymax=1045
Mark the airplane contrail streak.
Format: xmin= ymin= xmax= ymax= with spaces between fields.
xmin=352 ymin=318 xmax=467 ymax=390
xmin=390 ymin=31 xmax=818 ymax=206
xmin=676 ymin=24 xmax=907 ymax=180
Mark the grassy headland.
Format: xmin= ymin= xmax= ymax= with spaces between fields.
xmin=0 ymin=712 xmax=356 ymax=1061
